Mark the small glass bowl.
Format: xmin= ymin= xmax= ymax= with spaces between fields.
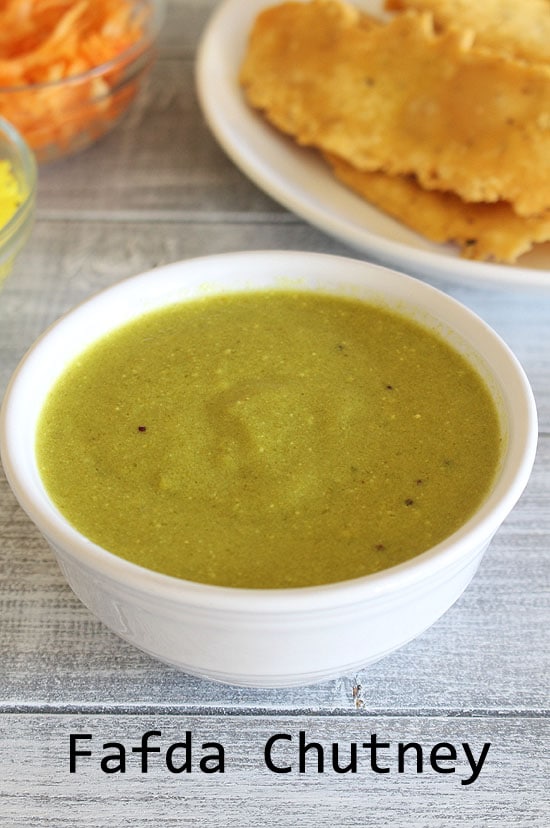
xmin=0 ymin=0 xmax=164 ymax=164
xmin=0 ymin=117 xmax=37 ymax=288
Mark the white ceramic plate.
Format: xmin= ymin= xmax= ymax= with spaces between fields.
xmin=196 ymin=0 xmax=550 ymax=289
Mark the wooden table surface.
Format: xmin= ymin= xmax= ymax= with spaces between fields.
xmin=1 ymin=2 xmax=548 ymax=824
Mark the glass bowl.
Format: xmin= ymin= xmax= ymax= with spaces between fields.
xmin=0 ymin=117 xmax=37 ymax=288
xmin=0 ymin=0 xmax=165 ymax=164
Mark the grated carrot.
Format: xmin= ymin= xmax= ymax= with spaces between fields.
xmin=0 ymin=0 xmax=154 ymax=160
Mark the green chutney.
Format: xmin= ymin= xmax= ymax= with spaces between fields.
xmin=36 ymin=291 xmax=503 ymax=588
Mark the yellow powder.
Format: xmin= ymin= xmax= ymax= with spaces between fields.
xmin=0 ymin=158 xmax=25 ymax=286
xmin=0 ymin=159 xmax=21 ymax=228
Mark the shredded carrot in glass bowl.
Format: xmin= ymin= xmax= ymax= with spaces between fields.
xmin=0 ymin=0 xmax=163 ymax=162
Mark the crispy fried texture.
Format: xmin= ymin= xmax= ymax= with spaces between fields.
xmin=326 ymin=152 xmax=550 ymax=262
xmin=240 ymin=0 xmax=550 ymax=216
xmin=385 ymin=0 xmax=550 ymax=65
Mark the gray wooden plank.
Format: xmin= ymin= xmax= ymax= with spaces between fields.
xmin=0 ymin=713 xmax=548 ymax=826
xmin=35 ymin=55 xmax=280 ymax=216
xmin=157 ymin=0 xmax=219 ymax=59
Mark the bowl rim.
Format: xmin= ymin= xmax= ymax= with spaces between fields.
xmin=0 ymin=116 xmax=37 ymax=245
xmin=0 ymin=0 xmax=165 ymax=95
xmin=0 ymin=251 xmax=539 ymax=613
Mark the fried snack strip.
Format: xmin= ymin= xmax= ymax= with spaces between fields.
xmin=325 ymin=153 xmax=550 ymax=262
xmin=240 ymin=0 xmax=550 ymax=216
xmin=385 ymin=0 xmax=550 ymax=65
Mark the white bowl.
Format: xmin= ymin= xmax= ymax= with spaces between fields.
xmin=0 ymin=251 xmax=538 ymax=687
